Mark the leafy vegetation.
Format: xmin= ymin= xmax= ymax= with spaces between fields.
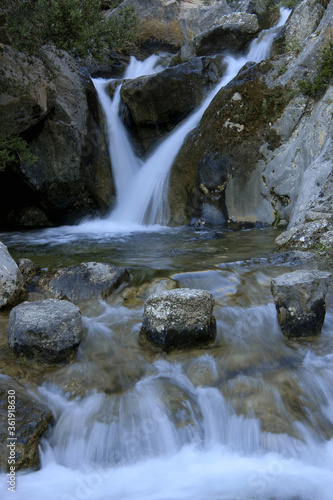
xmin=0 ymin=119 xmax=36 ymax=173
xmin=4 ymin=0 xmax=138 ymax=59
xmin=299 ymin=43 xmax=333 ymax=97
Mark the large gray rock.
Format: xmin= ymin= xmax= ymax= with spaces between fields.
xmin=8 ymin=298 xmax=83 ymax=363
xmin=0 ymin=45 xmax=113 ymax=228
xmin=108 ymin=0 xmax=232 ymax=48
xmin=180 ymin=13 xmax=260 ymax=62
xmin=270 ymin=270 xmax=331 ymax=338
xmin=277 ymin=0 xmax=325 ymax=53
xmin=140 ymin=288 xmax=216 ymax=352
xmin=275 ymin=219 xmax=331 ymax=251
xmin=0 ymin=376 xmax=53 ymax=471
xmin=17 ymin=258 xmax=41 ymax=284
xmin=0 ymin=242 xmax=27 ymax=310
xmin=37 ymin=262 xmax=130 ymax=301
xmin=120 ymin=56 xmax=226 ymax=151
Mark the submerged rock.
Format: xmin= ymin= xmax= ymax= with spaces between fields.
xmin=140 ymin=288 xmax=216 ymax=352
xmin=37 ymin=262 xmax=130 ymax=301
xmin=17 ymin=258 xmax=41 ymax=284
xmin=0 ymin=242 xmax=27 ymax=310
xmin=0 ymin=375 xmax=53 ymax=471
xmin=270 ymin=270 xmax=331 ymax=338
xmin=8 ymin=298 xmax=83 ymax=363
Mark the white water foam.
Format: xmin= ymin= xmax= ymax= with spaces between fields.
xmin=92 ymin=8 xmax=291 ymax=228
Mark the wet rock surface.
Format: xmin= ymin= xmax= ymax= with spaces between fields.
xmin=37 ymin=262 xmax=130 ymax=301
xmin=0 ymin=45 xmax=112 ymax=229
xmin=0 ymin=375 xmax=53 ymax=471
xmin=140 ymin=288 xmax=216 ymax=352
xmin=8 ymin=298 xmax=83 ymax=363
xmin=120 ymin=55 xmax=226 ymax=152
xmin=168 ymin=60 xmax=290 ymax=225
xmin=270 ymin=270 xmax=331 ymax=338
xmin=16 ymin=258 xmax=41 ymax=285
xmin=0 ymin=242 xmax=27 ymax=310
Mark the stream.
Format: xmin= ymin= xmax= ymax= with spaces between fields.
xmin=1 ymin=227 xmax=333 ymax=500
xmin=1 ymin=8 xmax=333 ymax=500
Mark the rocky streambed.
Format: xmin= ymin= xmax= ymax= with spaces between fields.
xmin=1 ymin=226 xmax=333 ymax=485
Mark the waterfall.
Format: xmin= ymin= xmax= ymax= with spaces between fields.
xmin=93 ymin=8 xmax=291 ymax=227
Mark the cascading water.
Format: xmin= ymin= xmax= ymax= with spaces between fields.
xmin=2 ymin=9 xmax=333 ymax=500
xmin=93 ymin=8 xmax=291 ymax=227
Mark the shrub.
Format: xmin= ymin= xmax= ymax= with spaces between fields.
xmin=299 ymin=43 xmax=333 ymax=97
xmin=4 ymin=0 xmax=138 ymax=59
xmin=0 ymin=119 xmax=36 ymax=173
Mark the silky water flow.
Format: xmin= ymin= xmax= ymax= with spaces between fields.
xmin=1 ymin=8 xmax=333 ymax=500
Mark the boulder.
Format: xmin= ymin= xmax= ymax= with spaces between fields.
xmin=37 ymin=262 xmax=130 ymax=301
xmin=0 ymin=375 xmax=53 ymax=471
xmin=0 ymin=242 xmax=27 ymax=310
xmin=275 ymin=0 xmax=325 ymax=54
xmin=17 ymin=258 xmax=41 ymax=284
xmin=140 ymin=288 xmax=216 ymax=352
xmin=270 ymin=270 xmax=331 ymax=338
xmin=8 ymin=298 xmax=83 ymax=363
xmin=108 ymin=0 xmax=232 ymax=51
xmin=275 ymin=220 xmax=331 ymax=251
xmin=121 ymin=56 xmax=225 ymax=126
xmin=180 ymin=13 xmax=260 ymax=62
xmin=120 ymin=56 xmax=226 ymax=151
xmin=0 ymin=44 xmax=113 ymax=228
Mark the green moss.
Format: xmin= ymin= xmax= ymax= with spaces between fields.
xmin=299 ymin=43 xmax=333 ymax=98
xmin=0 ymin=114 xmax=36 ymax=172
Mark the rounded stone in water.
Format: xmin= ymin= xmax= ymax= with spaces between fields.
xmin=8 ymin=298 xmax=83 ymax=363
xmin=140 ymin=288 xmax=216 ymax=352
xmin=270 ymin=270 xmax=331 ymax=338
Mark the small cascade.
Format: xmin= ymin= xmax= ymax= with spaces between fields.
xmin=93 ymin=8 xmax=291 ymax=227
xmin=92 ymin=55 xmax=163 ymax=208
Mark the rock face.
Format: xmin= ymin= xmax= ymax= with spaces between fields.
xmin=8 ymin=298 xmax=83 ymax=362
xmin=270 ymin=270 xmax=331 ymax=338
xmin=0 ymin=376 xmax=53 ymax=471
xmin=109 ymin=0 xmax=233 ymax=50
xmin=169 ymin=61 xmax=289 ymax=225
xmin=0 ymin=44 xmax=113 ymax=229
xmin=140 ymin=288 xmax=216 ymax=352
xmin=120 ymin=56 xmax=226 ymax=151
xmin=278 ymin=0 xmax=325 ymax=52
xmin=37 ymin=262 xmax=130 ymax=301
xmin=0 ymin=242 xmax=27 ymax=310
xmin=180 ymin=13 xmax=260 ymax=62
xmin=168 ymin=0 xmax=333 ymax=228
